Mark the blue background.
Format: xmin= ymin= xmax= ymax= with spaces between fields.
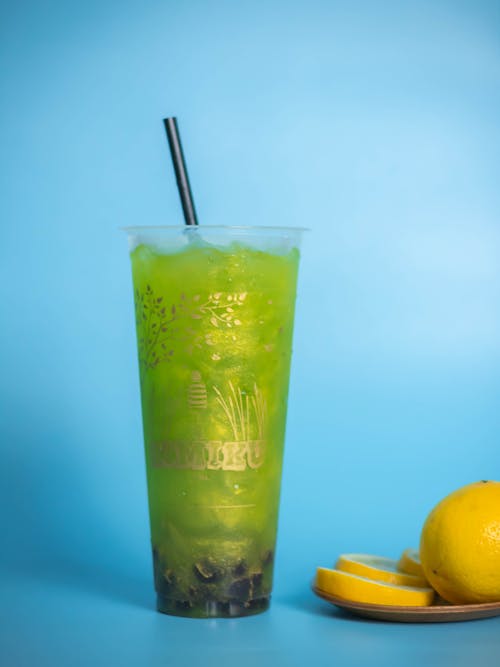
xmin=2 ymin=0 xmax=500 ymax=665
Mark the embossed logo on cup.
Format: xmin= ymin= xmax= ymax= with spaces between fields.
xmin=152 ymin=439 xmax=266 ymax=471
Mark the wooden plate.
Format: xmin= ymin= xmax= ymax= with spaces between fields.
xmin=313 ymin=585 xmax=500 ymax=623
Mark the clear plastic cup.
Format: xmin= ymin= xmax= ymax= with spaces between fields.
xmin=124 ymin=226 xmax=304 ymax=617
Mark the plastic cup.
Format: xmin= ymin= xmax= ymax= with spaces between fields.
xmin=125 ymin=226 xmax=304 ymax=617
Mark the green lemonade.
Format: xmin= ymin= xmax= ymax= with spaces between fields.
xmin=130 ymin=235 xmax=300 ymax=617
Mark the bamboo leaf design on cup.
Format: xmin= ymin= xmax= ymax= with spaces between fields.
xmin=213 ymin=382 xmax=267 ymax=441
xmin=251 ymin=383 xmax=267 ymax=440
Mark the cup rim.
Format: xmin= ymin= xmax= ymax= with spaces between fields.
xmin=121 ymin=225 xmax=310 ymax=234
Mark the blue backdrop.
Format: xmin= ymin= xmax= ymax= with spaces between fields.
xmin=2 ymin=1 xmax=500 ymax=665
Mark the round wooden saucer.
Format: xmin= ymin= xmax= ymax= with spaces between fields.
xmin=313 ymin=585 xmax=500 ymax=623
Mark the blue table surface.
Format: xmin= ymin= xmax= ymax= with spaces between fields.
xmin=3 ymin=562 xmax=500 ymax=667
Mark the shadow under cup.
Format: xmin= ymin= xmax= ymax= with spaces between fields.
xmin=125 ymin=226 xmax=304 ymax=618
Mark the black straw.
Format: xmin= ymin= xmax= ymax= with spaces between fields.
xmin=163 ymin=117 xmax=199 ymax=226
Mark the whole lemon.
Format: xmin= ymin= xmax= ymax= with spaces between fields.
xmin=420 ymin=480 xmax=500 ymax=604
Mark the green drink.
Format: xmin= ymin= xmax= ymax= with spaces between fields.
xmin=126 ymin=226 xmax=303 ymax=618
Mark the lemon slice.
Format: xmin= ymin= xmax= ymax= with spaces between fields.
xmin=336 ymin=553 xmax=429 ymax=588
xmin=316 ymin=567 xmax=435 ymax=607
xmin=397 ymin=548 xmax=425 ymax=579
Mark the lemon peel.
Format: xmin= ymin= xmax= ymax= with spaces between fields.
xmin=397 ymin=548 xmax=425 ymax=579
xmin=420 ymin=480 xmax=500 ymax=604
xmin=316 ymin=567 xmax=435 ymax=607
xmin=336 ymin=553 xmax=428 ymax=588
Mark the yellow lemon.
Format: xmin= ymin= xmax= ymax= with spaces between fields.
xmin=316 ymin=567 xmax=434 ymax=606
xmin=336 ymin=553 xmax=428 ymax=588
xmin=397 ymin=548 xmax=425 ymax=579
xmin=420 ymin=480 xmax=500 ymax=604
